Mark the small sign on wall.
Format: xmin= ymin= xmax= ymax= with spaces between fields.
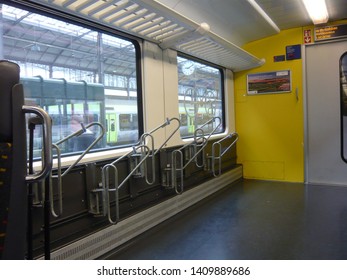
xmin=247 ymin=70 xmax=291 ymax=95
xmin=273 ymin=55 xmax=285 ymax=62
xmin=286 ymin=44 xmax=301 ymax=60
xmin=303 ymin=29 xmax=313 ymax=44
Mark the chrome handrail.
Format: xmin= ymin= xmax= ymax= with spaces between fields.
xmin=50 ymin=144 xmax=62 ymax=218
xmin=101 ymin=117 xmax=181 ymax=223
xmin=102 ymin=144 xmax=151 ymax=224
xmin=102 ymin=164 xmax=119 ymax=223
xmin=23 ymin=105 xmax=53 ymax=183
xmin=139 ymin=117 xmax=181 ymax=185
xmin=210 ymin=132 xmax=239 ymax=177
xmin=194 ymin=116 xmax=222 ymax=167
xmin=55 ymin=122 xmax=105 ymax=176
xmin=171 ymin=116 xmax=222 ymax=194
xmin=145 ymin=117 xmax=181 ymax=156
xmin=50 ymin=121 xmax=105 ymax=217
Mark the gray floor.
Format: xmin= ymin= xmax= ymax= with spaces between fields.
xmin=104 ymin=179 xmax=347 ymax=260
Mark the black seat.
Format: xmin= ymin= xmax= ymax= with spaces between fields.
xmin=0 ymin=60 xmax=27 ymax=260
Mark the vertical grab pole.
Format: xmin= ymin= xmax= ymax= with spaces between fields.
xmin=44 ymin=176 xmax=50 ymax=260
xmin=26 ymin=120 xmax=35 ymax=260
xmin=22 ymin=105 xmax=53 ymax=260
xmin=26 ymin=116 xmax=45 ymax=259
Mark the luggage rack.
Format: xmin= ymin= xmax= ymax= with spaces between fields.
xmin=30 ymin=0 xmax=264 ymax=72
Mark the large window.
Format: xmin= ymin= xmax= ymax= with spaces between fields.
xmin=0 ymin=3 xmax=141 ymax=156
xmin=177 ymin=55 xmax=224 ymax=138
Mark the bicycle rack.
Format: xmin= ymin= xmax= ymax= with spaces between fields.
xmin=164 ymin=117 xmax=222 ymax=194
xmin=47 ymin=122 xmax=105 ymax=218
xmin=101 ymin=144 xmax=151 ymax=224
xmin=208 ymin=132 xmax=239 ymax=177
xmin=98 ymin=117 xmax=181 ymax=224
xmin=143 ymin=117 xmax=181 ymax=182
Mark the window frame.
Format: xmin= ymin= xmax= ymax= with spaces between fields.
xmin=2 ymin=0 xmax=144 ymax=157
xmin=177 ymin=52 xmax=226 ymax=139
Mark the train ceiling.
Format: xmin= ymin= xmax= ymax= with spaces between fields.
xmin=5 ymin=0 xmax=347 ymax=72
xmin=157 ymin=0 xmax=347 ymax=46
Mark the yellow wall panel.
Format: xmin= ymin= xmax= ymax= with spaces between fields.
xmin=243 ymin=161 xmax=284 ymax=180
xmin=235 ymin=28 xmax=304 ymax=182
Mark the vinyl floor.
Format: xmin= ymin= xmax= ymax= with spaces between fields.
xmin=104 ymin=179 xmax=347 ymax=260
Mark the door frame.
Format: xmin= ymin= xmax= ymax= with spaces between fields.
xmin=303 ymin=39 xmax=347 ymax=186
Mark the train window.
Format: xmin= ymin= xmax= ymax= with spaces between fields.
xmin=1 ymin=3 xmax=142 ymax=157
xmin=341 ymin=52 xmax=347 ymax=162
xmin=177 ymin=55 xmax=224 ymax=138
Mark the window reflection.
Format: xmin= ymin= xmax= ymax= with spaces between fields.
xmin=177 ymin=56 xmax=224 ymax=138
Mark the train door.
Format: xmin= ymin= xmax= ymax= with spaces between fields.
xmin=106 ymin=113 xmax=118 ymax=144
xmin=305 ymin=40 xmax=347 ymax=185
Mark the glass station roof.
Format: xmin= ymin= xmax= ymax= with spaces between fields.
xmin=1 ymin=4 xmax=137 ymax=78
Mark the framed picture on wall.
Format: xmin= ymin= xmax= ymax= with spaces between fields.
xmin=247 ymin=70 xmax=291 ymax=95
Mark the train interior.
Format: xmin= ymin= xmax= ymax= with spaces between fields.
xmin=0 ymin=0 xmax=347 ymax=260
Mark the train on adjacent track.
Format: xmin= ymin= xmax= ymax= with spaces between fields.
xmin=21 ymin=76 xmax=222 ymax=156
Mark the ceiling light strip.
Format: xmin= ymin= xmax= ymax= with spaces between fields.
xmin=245 ymin=0 xmax=280 ymax=33
xmin=302 ymin=0 xmax=329 ymax=24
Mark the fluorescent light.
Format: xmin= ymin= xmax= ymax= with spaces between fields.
xmin=303 ymin=0 xmax=329 ymax=24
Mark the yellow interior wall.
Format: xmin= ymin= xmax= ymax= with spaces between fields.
xmin=234 ymin=28 xmax=304 ymax=182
